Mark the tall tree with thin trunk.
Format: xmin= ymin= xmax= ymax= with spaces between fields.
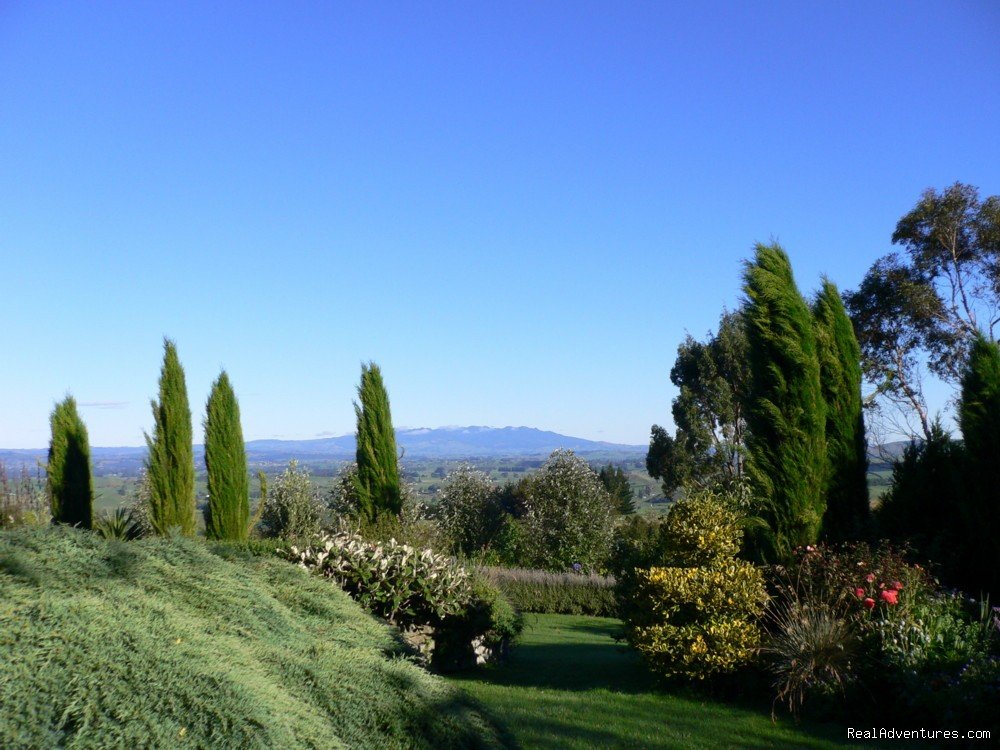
xmin=813 ymin=278 xmax=870 ymax=542
xmin=742 ymin=243 xmax=827 ymax=560
xmin=353 ymin=362 xmax=402 ymax=523
xmin=958 ymin=334 xmax=1000 ymax=596
xmin=47 ymin=396 xmax=94 ymax=528
xmin=144 ymin=338 xmax=196 ymax=535
xmin=204 ymin=370 xmax=249 ymax=541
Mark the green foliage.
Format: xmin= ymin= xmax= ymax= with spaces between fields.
xmin=477 ymin=565 xmax=617 ymax=617
xmin=259 ymin=460 xmax=324 ymax=540
xmin=433 ymin=575 xmax=524 ymax=671
xmin=742 ymin=243 xmax=827 ymax=560
xmin=203 ymin=371 xmax=250 ymax=541
xmin=436 ymin=466 xmax=504 ymax=556
xmin=597 ymin=464 xmax=636 ymax=514
xmin=354 ymin=362 xmax=403 ymax=523
xmin=93 ymin=506 xmax=144 ymax=541
xmin=647 ymin=309 xmax=750 ymax=496
xmin=516 ymin=449 xmax=616 ymax=571
xmin=144 ymin=338 xmax=196 ymax=536
xmin=812 ymin=279 xmax=869 ymax=542
xmin=47 ymin=396 xmax=93 ymax=529
xmin=0 ymin=525 xmax=509 ymax=749
xmin=875 ymin=422 xmax=966 ymax=583
xmin=958 ymin=335 xmax=1000 ymax=597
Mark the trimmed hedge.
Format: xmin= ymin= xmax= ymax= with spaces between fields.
xmin=477 ymin=565 xmax=617 ymax=617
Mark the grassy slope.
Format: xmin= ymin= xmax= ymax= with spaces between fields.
xmin=449 ymin=614 xmax=878 ymax=750
xmin=0 ymin=526 xmax=508 ymax=750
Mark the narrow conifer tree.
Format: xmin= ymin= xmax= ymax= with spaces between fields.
xmin=204 ymin=370 xmax=249 ymax=541
xmin=353 ymin=362 xmax=402 ymax=522
xmin=813 ymin=278 xmax=870 ymax=542
xmin=958 ymin=334 xmax=1000 ymax=596
xmin=47 ymin=396 xmax=94 ymax=528
xmin=742 ymin=243 xmax=827 ymax=560
xmin=144 ymin=338 xmax=196 ymax=535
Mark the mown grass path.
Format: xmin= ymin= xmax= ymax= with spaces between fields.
xmin=448 ymin=613 xmax=874 ymax=750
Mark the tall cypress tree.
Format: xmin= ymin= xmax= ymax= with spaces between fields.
xmin=958 ymin=334 xmax=1000 ymax=596
xmin=47 ymin=396 xmax=94 ymax=528
xmin=204 ymin=370 xmax=249 ymax=541
xmin=144 ymin=338 xmax=196 ymax=535
xmin=353 ymin=362 xmax=402 ymax=523
xmin=742 ymin=243 xmax=827 ymax=560
xmin=813 ymin=278 xmax=870 ymax=542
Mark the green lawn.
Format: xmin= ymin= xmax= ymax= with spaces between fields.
xmin=448 ymin=614 xmax=872 ymax=750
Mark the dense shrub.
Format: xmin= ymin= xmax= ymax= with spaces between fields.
xmin=436 ymin=466 xmax=504 ymax=556
xmin=478 ymin=565 xmax=617 ymax=617
xmin=259 ymin=460 xmax=325 ymax=539
xmin=284 ymin=531 xmax=521 ymax=669
xmin=875 ymin=422 xmax=966 ymax=586
xmin=629 ymin=562 xmax=768 ymax=680
xmin=621 ymin=491 xmax=768 ymax=681
xmin=47 ymin=395 xmax=94 ymax=529
xmin=516 ymin=449 xmax=617 ymax=571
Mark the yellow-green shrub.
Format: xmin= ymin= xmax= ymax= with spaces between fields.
xmin=623 ymin=490 xmax=768 ymax=681
xmin=630 ymin=563 xmax=767 ymax=679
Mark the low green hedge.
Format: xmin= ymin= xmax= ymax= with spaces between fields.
xmin=477 ymin=565 xmax=617 ymax=617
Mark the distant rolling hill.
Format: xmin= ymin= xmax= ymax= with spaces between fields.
xmin=0 ymin=426 xmax=646 ymax=475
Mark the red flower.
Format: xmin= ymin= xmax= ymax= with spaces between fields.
xmin=863 ymin=597 xmax=876 ymax=610
xmin=865 ymin=573 xmax=876 ymax=583
xmin=854 ymin=587 xmax=866 ymax=599
xmin=891 ymin=580 xmax=903 ymax=590
xmin=881 ymin=589 xmax=899 ymax=606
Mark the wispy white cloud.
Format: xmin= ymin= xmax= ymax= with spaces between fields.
xmin=79 ymin=401 xmax=128 ymax=410
xmin=314 ymin=431 xmax=336 ymax=437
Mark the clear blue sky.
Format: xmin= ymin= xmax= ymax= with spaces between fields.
xmin=2 ymin=1 xmax=998 ymax=448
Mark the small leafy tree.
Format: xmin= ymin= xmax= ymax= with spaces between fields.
xmin=353 ymin=362 xmax=403 ymax=523
xmin=260 ymin=460 xmax=324 ymax=539
xmin=437 ymin=466 xmax=503 ymax=556
xmin=517 ymin=449 xmax=616 ymax=571
xmin=203 ymin=371 xmax=249 ymax=541
xmin=813 ymin=279 xmax=869 ymax=542
xmin=597 ymin=464 xmax=636 ymax=514
xmin=47 ymin=396 xmax=93 ymax=529
xmin=144 ymin=338 xmax=196 ymax=535
xmin=743 ymin=243 xmax=827 ymax=560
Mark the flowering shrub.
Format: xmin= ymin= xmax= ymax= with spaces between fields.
xmin=766 ymin=542 xmax=1000 ymax=728
xmin=282 ymin=531 xmax=522 ymax=669
xmin=285 ymin=531 xmax=472 ymax=627
xmin=622 ymin=491 xmax=768 ymax=681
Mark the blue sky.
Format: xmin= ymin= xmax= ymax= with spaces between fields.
xmin=2 ymin=1 xmax=998 ymax=448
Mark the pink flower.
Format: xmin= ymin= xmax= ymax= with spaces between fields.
xmin=865 ymin=573 xmax=876 ymax=583
xmin=881 ymin=589 xmax=899 ymax=606
xmin=863 ymin=597 xmax=876 ymax=610
xmin=854 ymin=587 xmax=866 ymax=599
xmin=891 ymin=580 xmax=903 ymax=590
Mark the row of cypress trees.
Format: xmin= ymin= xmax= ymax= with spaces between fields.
xmin=741 ymin=243 xmax=869 ymax=561
xmin=46 ymin=340 xmax=403 ymax=539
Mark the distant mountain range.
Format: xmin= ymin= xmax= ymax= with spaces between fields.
xmin=0 ymin=426 xmax=646 ymax=475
